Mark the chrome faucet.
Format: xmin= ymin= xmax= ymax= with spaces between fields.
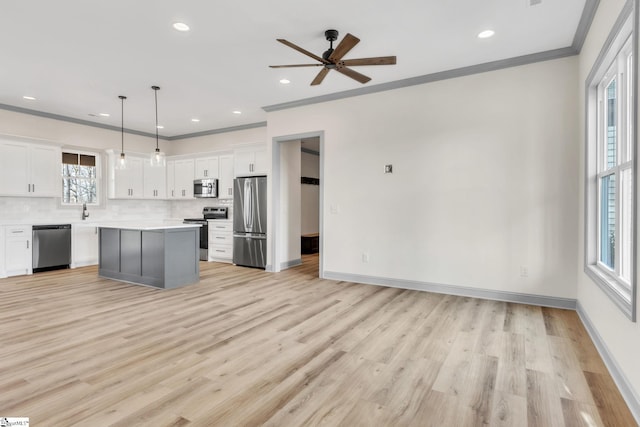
xmin=82 ymin=203 xmax=90 ymax=220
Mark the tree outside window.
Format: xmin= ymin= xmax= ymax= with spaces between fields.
xmin=62 ymin=152 xmax=98 ymax=205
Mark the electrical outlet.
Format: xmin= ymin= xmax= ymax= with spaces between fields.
xmin=520 ymin=266 xmax=528 ymax=277
xmin=362 ymin=252 xmax=370 ymax=263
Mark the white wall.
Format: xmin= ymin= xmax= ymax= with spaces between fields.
xmin=279 ymin=140 xmax=301 ymax=265
xmin=166 ymin=127 xmax=267 ymax=155
xmin=577 ymin=0 xmax=640 ymax=408
xmin=0 ymin=109 xmax=166 ymax=154
xmin=301 ymin=151 xmax=320 ymax=235
xmin=267 ymin=56 xmax=579 ymax=298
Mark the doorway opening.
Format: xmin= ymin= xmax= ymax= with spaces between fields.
xmin=271 ymin=131 xmax=324 ymax=278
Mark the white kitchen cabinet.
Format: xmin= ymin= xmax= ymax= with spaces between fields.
xmin=218 ymin=154 xmax=234 ymax=199
xmin=5 ymin=225 xmax=32 ymax=277
xmin=0 ymin=140 xmax=60 ymax=197
xmin=111 ymin=155 xmax=144 ymax=199
xmin=0 ymin=226 xmax=5 ymax=278
xmin=143 ymin=159 xmax=167 ymax=199
xmin=234 ymin=146 xmax=267 ymax=176
xmin=194 ymin=156 xmax=219 ymax=179
xmin=167 ymin=159 xmax=195 ymax=199
xmin=208 ymin=220 xmax=233 ymax=263
xmin=167 ymin=161 xmax=175 ymax=198
xmin=72 ymin=224 xmax=99 ymax=267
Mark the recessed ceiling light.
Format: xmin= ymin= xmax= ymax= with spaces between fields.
xmin=232 ymin=110 xmax=242 ymax=115
xmin=279 ymin=79 xmax=291 ymax=84
xmin=191 ymin=118 xmax=200 ymax=122
xmin=477 ymin=30 xmax=495 ymax=39
xmin=99 ymin=113 xmax=110 ymax=117
xmin=156 ymin=125 xmax=164 ymax=129
xmin=173 ymin=22 xmax=190 ymax=32
xmin=23 ymin=95 xmax=36 ymax=100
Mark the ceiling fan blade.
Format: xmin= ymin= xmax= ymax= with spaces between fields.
xmin=336 ymin=66 xmax=371 ymax=84
xmin=310 ymin=68 xmax=330 ymax=86
xmin=269 ymin=64 xmax=324 ymax=68
xmin=341 ymin=56 xmax=397 ymax=66
xmin=328 ymin=33 xmax=360 ymax=62
xmin=277 ymin=39 xmax=328 ymax=64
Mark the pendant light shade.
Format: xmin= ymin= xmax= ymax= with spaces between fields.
xmin=150 ymin=85 xmax=166 ymax=167
xmin=115 ymin=95 xmax=127 ymax=170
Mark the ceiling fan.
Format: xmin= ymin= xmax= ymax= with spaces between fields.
xmin=269 ymin=29 xmax=397 ymax=86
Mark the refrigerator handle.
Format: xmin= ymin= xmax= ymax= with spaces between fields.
xmin=244 ymin=179 xmax=253 ymax=230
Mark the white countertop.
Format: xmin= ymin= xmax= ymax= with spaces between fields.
xmin=0 ymin=219 xmax=190 ymax=227
xmin=96 ymin=223 xmax=202 ymax=231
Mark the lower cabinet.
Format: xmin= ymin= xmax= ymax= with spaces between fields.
xmin=208 ymin=220 xmax=233 ymax=263
xmin=5 ymin=225 xmax=32 ymax=277
xmin=72 ymin=224 xmax=99 ymax=267
xmin=98 ymin=226 xmax=200 ymax=289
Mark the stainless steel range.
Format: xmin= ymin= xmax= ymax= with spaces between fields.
xmin=183 ymin=206 xmax=228 ymax=261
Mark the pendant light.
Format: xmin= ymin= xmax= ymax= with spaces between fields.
xmin=116 ymin=95 xmax=127 ymax=170
xmin=150 ymin=85 xmax=166 ymax=167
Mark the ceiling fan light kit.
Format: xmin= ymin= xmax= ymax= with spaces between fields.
xmin=270 ymin=29 xmax=396 ymax=86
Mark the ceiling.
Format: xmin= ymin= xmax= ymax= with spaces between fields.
xmin=1 ymin=0 xmax=588 ymax=139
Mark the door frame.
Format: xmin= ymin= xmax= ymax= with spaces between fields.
xmin=270 ymin=130 xmax=324 ymax=276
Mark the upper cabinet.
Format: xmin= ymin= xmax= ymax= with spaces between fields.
xmin=218 ymin=154 xmax=234 ymax=199
xmin=143 ymin=159 xmax=167 ymax=199
xmin=167 ymin=158 xmax=194 ymax=199
xmin=108 ymin=151 xmax=167 ymax=200
xmin=234 ymin=146 xmax=267 ymax=177
xmin=110 ymin=154 xmax=144 ymax=199
xmin=194 ymin=156 xmax=219 ymax=179
xmin=0 ymin=140 xmax=61 ymax=197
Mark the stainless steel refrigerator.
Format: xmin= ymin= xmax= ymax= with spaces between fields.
xmin=233 ymin=176 xmax=267 ymax=268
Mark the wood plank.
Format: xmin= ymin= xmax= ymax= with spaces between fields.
xmin=490 ymin=390 xmax=527 ymax=427
xmin=560 ymin=398 xmax=605 ymax=427
xmin=584 ymin=370 xmax=637 ymax=427
xmin=0 ymin=254 xmax=633 ymax=426
xmin=526 ymin=369 xmax=566 ymax=427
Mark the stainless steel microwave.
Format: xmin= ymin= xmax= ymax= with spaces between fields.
xmin=194 ymin=178 xmax=218 ymax=198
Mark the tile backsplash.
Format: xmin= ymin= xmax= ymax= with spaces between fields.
xmin=169 ymin=198 xmax=234 ymax=220
xmin=0 ymin=196 xmax=233 ymax=225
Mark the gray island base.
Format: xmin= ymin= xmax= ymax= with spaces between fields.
xmin=98 ymin=224 xmax=201 ymax=289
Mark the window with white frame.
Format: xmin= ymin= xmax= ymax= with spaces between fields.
xmin=585 ymin=7 xmax=636 ymax=320
xmin=61 ymin=151 xmax=100 ymax=205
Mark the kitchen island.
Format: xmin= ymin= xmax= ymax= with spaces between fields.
xmin=98 ymin=223 xmax=201 ymax=289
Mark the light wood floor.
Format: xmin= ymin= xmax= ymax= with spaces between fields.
xmin=0 ymin=254 xmax=635 ymax=426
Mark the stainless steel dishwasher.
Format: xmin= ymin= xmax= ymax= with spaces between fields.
xmin=32 ymin=224 xmax=72 ymax=272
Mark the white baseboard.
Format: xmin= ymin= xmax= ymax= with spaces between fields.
xmin=280 ymin=258 xmax=302 ymax=270
xmin=576 ymin=301 xmax=640 ymax=424
xmin=71 ymin=261 xmax=97 ymax=269
xmin=322 ymin=271 xmax=576 ymax=309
